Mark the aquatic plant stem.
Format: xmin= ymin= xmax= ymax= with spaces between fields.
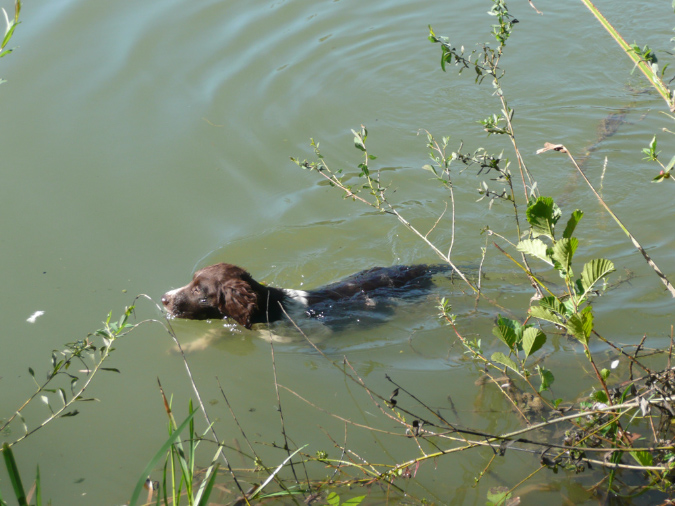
xmin=537 ymin=143 xmax=675 ymax=297
xmin=580 ymin=0 xmax=675 ymax=112
xmin=306 ymin=158 xmax=477 ymax=292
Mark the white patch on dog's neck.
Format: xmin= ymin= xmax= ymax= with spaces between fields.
xmin=283 ymin=288 xmax=309 ymax=306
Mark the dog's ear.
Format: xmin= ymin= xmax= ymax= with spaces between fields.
xmin=217 ymin=278 xmax=258 ymax=329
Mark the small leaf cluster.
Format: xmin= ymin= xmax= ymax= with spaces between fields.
xmin=0 ymin=0 xmax=21 ymax=84
xmin=644 ymin=136 xmax=675 ymax=183
xmin=517 ymin=197 xmax=614 ymax=360
xmin=487 ymin=0 xmax=516 ymax=48
xmin=0 ymin=306 xmax=135 ymax=448
xmin=291 ymin=127 xmax=385 ymax=209
xmin=629 ymin=43 xmax=665 ymax=77
xmin=489 ymin=197 xmax=614 ymax=396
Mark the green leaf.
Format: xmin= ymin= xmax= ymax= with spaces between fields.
xmin=487 ymin=487 xmax=511 ymax=506
xmin=526 ymin=196 xmax=561 ymax=240
xmin=536 ymin=365 xmax=554 ymax=393
xmin=35 ymin=463 xmax=41 ymax=506
xmin=522 ymin=327 xmax=546 ymax=359
xmin=195 ymin=463 xmax=220 ymax=506
xmin=516 ymin=238 xmax=552 ymax=265
xmin=342 ymin=496 xmax=366 ymax=505
xmin=566 ymin=307 xmax=593 ymax=345
xmin=550 ymin=237 xmax=578 ymax=277
xmin=529 ymin=305 xmax=562 ymax=325
xmin=327 ymin=493 xmax=340 ymax=506
xmin=351 ymin=129 xmax=365 ymax=151
xmin=591 ymin=390 xmax=608 ymax=404
xmin=538 ymin=296 xmax=569 ymax=317
xmin=2 ymin=443 xmax=28 ymax=506
xmin=562 ymin=209 xmax=583 ymax=239
xmin=666 ymin=155 xmax=675 ymax=172
xmin=249 ymin=445 xmax=308 ymax=499
xmin=492 ymin=316 xmax=522 ymax=351
xmin=422 ymin=164 xmax=438 ymax=175
xmin=600 ymin=368 xmax=610 ymax=380
xmin=129 ymin=409 xmax=198 ymax=506
xmin=562 ymin=298 xmax=576 ymax=315
xmin=491 ymin=352 xmax=519 ymax=373
xmin=630 ymin=450 xmax=653 ymax=467
xmin=579 ymin=258 xmax=615 ymax=299
xmin=652 ymin=172 xmax=668 ymax=183
xmin=2 ymin=22 xmax=18 ymax=49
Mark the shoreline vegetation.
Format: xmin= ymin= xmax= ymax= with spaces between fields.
xmin=2 ymin=1 xmax=675 ymax=504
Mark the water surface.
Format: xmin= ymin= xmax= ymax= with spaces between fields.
xmin=1 ymin=0 xmax=674 ymax=503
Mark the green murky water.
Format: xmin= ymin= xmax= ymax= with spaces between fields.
xmin=1 ymin=0 xmax=674 ymax=503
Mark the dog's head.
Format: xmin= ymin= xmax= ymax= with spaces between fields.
xmin=161 ymin=263 xmax=260 ymax=328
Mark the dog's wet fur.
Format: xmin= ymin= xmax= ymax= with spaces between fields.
xmin=162 ymin=262 xmax=448 ymax=330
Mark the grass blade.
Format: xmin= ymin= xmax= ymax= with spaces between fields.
xmin=129 ymin=409 xmax=197 ymax=506
xmin=249 ymin=445 xmax=307 ymax=499
xmin=2 ymin=443 xmax=28 ymax=506
xmin=195 ymin=463 xmax=220 ymax=506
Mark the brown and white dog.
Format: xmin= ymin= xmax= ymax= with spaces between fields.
xmin=162 ymin=262 xmax=446 ymax=329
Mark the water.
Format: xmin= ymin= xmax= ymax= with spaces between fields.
xmin=1 ymin=0 xmax=675 ymax=503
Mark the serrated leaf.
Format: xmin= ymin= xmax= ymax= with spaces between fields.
xmin=562 ymin=209 xmax=583 ymax=239
xmin=630 ymin=450 xmax=653 ymax=467
xmin=566 ymin=307 xmax=593 ymax=345
xmin=529 ymin=305 xmax=562 ymax=325
xmin=526 ymin=196 xmax=561 ymax=240
xmin=550 ymin=237 xmax=578 ymax=276
xmin=539 ymin=296 xmax=569 ymax=317
xmin=492 ymin=315 xmax=522 ymax=350
xmin=491 ymin=352 xmax=519 ymax=373
xmin=563 ymin=297 xmax=576 ymax=315
xmin=579 ymin=258 xmax=615 ymax=298
xmin=522 ymin=327 xmax=546 ymax=359
xmin=516 ymin=238 xmax=552 ymax=265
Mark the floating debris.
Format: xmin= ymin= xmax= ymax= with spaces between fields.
xmin=26 ymin=310 xmax=45 ymax=323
